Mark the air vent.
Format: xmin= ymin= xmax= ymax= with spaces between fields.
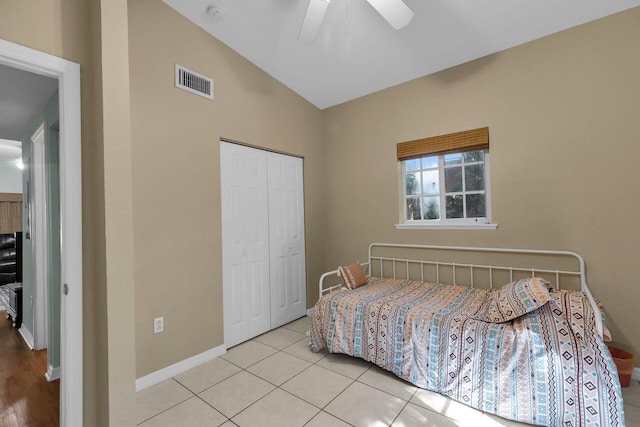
xmin=175 ymin=64 xmax=214 ymax=100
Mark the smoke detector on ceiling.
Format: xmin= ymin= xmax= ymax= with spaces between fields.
xmin=206 ymin=5 xmax=224 ymax=23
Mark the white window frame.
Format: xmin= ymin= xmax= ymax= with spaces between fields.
xmin=396 ymin=150 xmax=497 ymax=230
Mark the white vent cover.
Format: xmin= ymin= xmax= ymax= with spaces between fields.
xmin=175 ymin=64 xmax=214 ymax=100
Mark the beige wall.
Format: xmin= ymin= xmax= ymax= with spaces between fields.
xmin=323 ymin=7 xmax=640 ymax=363
xmin=0 ymin=0 xmax=137 ymax=424
xmin=128 ymin=0 xmax=325 ymax=377
xmin=0 ymin=0 xmax=102 ymax=423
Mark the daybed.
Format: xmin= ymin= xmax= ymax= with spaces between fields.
xmin=310 ymin=243 xmax=625 ymax=427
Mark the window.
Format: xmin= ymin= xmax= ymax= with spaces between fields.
xmin=396 ymin=127 xmax=496 ymax=229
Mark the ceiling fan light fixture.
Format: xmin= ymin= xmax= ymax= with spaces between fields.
xmin=298 ymin=0 xmax=331 ymax=44
xmin=366 ymin=0 xmax=414 ymax=30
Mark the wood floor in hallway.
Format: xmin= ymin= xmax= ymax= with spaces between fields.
xmin=0 ymin=310 xmax=59 ymax=426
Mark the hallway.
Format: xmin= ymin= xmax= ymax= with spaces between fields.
xmin=0 ymin=309 xmax=59 ymax=426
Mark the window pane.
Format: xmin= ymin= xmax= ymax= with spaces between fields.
xmin=405 ymin=171 xmax=421 ymax=195
xmin=444 ymin=153 xmax=461 ymax=166
xmin=421 ymin=156 xmax=438 ymax=169
xmin=466 ymin=194 xmax=486 ymax=217
xmin=465 ymin=164 xmax=485 ymax=191
xmin=444 ymin=167 xmax=462 ymax=193
xmin=446 ymin=195 xmax=463 ymax=218
xmin=422 ymin=170 xmax=439 ymax=195
xmin=464 ymin=151 xmax=484 ymax=163
xmin=423 ymin=197 xmax=440 ymax=220
xmin=405 ymin=158 xmax=420 ymax=171
xmin=406 ymin=198 xmax=421 ymax=220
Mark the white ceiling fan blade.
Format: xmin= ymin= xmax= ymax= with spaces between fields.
xmin=298 ymin=0 xmax=331 ymax=44
xmin=366 ymin=0 xmax=414 ymax=30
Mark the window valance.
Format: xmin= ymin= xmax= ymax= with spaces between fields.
xmin=397 ymin=127 xmax=489 ymax=161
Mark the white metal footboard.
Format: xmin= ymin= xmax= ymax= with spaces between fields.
xmin=318 ymin=243 xmax=603 ymax=338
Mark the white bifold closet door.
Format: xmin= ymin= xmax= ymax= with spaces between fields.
xmin=220 ymin=141 xmax=306 ymax=348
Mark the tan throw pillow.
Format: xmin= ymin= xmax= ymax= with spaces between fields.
xmin=338 ymin=261 xmax=367 ymax=290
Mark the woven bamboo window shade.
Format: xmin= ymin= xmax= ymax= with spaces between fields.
xmin=397 ymin=127 xmax=489 ymax=161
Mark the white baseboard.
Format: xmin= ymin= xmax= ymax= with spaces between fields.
xmin=136 ymin=344 xmax=227 ymax=392
xmin=306 ymin=308 xmax=313 ymax=317
xmin=45 ymin=365 xmax=61 ymax=382
xmin=18 ymin=326 xmax=34 ymax=350
xmin=633 ymin=367 xmax=640 ymax=382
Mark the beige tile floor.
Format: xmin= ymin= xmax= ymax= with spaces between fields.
xmin=137 ymin=316 xmax=640 ymax=427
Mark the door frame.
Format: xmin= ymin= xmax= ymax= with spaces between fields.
xmin=220 ymin=141 xmax=307 ymax=347
xmin=30 ymin=122 xmax=49 ymax=351
xmin=0 ymin=39 xmax=83 ymax=426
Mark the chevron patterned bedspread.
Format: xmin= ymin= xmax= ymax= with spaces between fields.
xmin=310 ymin=277 xmax=625 ymax=426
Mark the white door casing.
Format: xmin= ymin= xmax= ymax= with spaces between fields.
xmin=31 ymin=122 xmax=49 ymax=351
xmin=268 ymin=152 xmax=306 ymax=328
xmin=220 ymin=142 xmax=306 ymax=347
xmin=0 ymin=39 xmax=83 ymax=426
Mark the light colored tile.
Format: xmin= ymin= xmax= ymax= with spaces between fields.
xmin=220 ymin=422 xmax=238 ymax=427
xmin=324 ymin=381 xmax=406 ymax=427
xmin=391 ymin=402 xmax=459 ymax=427
xmin=625 ymin=403 xmax=640 ymax=426
xmin=231 ymin=389 xmax=319 ymax=427
xmin=221 ymin=340 xmax=278 ymax=368
xmin=405 ymin=388 xmax=538 ymax=426
xmin=316 ymin=353 xmax=371 ymax=379
xmin=199 ymin=371 xmax=275 ymax=418
xmin=411 ymin=388 xmax=484 ymax=424
xmin=138 ymin=396 xmax=227 ymax=427
xmin=174 ymin=357 xmax=241 ymax=393
xmin=281 ymin=365 xmax=353 ymax=408
xmin=246 ymin=351 xmax=311 ymax=386
xmin=282 ymin=336 xmax=328 ymax=363
xmin=622 ymin=379 xmax=640 ymax=407
xmin=136 ymin=379 xmax=193 ymax=424
xmin=358 ymin=365 xmax=418 ymax=401
xmin=282 ymin=316 xmax=311 ymax=334
xmin=254 ymin=327 xmax=306 ymax=349
xmin=305 ymin=411 xmax=352 ymax=427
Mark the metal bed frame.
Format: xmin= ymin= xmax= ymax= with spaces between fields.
xmin=318 ymin=243 xmax=603 ymax=338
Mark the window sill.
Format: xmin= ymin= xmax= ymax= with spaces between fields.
xmin=395 ymin=222 xmax=498 ymax=230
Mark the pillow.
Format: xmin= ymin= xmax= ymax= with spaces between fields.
xmin=471 ymin=277 xmax=553 ymax=323
xmin=338 ymin=261 xmax=367 ymax=290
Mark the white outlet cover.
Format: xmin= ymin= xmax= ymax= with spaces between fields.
xmin=154 ymin=317 xmax=164 ymax=334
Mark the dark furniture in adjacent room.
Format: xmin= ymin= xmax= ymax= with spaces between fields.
xmin=6 ymin=282 xmax=23 ymax=328
xmin=0 ymin=233 xmax=18 ymax=285
xmin=1 ymin=232 xmax=22 ymax=327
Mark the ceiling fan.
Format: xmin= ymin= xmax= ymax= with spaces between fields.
xmin=298 ymin=0 xmax=414 ymax=44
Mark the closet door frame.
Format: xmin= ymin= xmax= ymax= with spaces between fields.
xmin=220 ymin=141 xmax=307 ymax=348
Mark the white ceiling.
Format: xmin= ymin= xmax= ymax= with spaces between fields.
xmin=163 ymin=0 xmax=640 ymax=109
xmin=0 ymin=62 xmax=58 ymax=159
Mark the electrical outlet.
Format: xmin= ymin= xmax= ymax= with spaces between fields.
xmin=153 ymin=317 xmax=164 ymax=334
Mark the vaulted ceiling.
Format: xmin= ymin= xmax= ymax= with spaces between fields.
xmin=163 ymin=0 xmax=640 ymax=109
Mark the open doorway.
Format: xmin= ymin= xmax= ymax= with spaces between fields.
xmin=0 ymin=39 xmax=82 ymax=426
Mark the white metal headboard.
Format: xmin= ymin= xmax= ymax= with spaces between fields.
xmin=318 ymin=243 xmax=603 ymax=338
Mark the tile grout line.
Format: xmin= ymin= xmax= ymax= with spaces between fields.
xmin=136 ymin=378 xmax=197 ymax=426
xmin=224 ymin=334 xmax=361 ymax=426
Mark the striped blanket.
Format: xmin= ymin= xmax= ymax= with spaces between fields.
xmin=310 ymin=277 xmax=625 ymax=426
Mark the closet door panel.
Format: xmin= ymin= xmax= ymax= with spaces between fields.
xmin=268 ymin=152 xmax=306 ymax=328
xmin=221 ymin=142 xmax=270 ymax=348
